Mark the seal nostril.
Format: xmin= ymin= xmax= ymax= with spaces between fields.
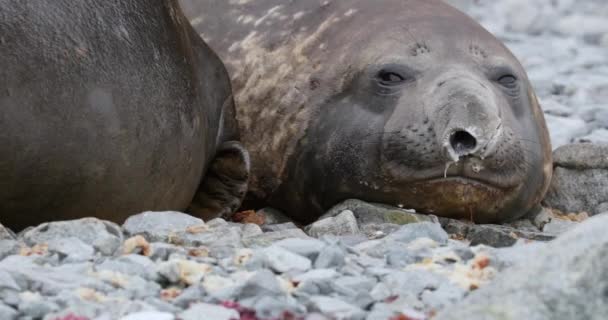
xmin=450 ymin=130 xmax=477 ymax=155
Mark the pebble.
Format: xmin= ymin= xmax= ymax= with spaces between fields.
xmin=20 ymin=218 xmax=122 ymax=256
xmin=120 ymin=311 xmax=175 ymax=320
xmin=179 ymin=303 xmax=239 ymax=320
xmin=263 ymin=246 xmax=312 ymax=273
xmin=305 ymin=210 xmax=360 ymax=238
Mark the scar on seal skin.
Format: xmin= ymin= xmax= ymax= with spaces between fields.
xmin=181 ymin=0 xmax=552 ymax=224
xmin=0 ymin=0 xmax=249 ymax=229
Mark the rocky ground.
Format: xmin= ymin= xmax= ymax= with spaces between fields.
xmin=0 ymin=200 xmax=601 ymax=320
xmin=1 ymin=1 xmax=607 ymax=319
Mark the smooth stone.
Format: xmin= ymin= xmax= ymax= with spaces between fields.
xmin=314 ymin=243 xmax=346 ymax=269
xmin=0 ymin=240 xmax=20 ymax=261
xmin=47 ymin=237 xmax=95 ymax=262
xmin=263 ymin=246 xmax=311 ymax=273
xmin=382 ymin=222 xmax=449 ymax=245
xmin=20 ymin=218 xmax=122 ymax=256
xmin=308 ymin=296 xmax=366 ymax=320
xmin=179 ymin=303 xmax=239 ymax=320
xmin=542 ymin=218 xmax=579 ymax=235
xmin=257 ymin=207 xmax=293 ymax=225
xmin=0 ymin=223 xmax=15 ymax=240
xmin=322 ymin=199 xmax=436 ymax=227
xmin=262 ymin=222 xmax=299 ymax=232
xmin=436 ymin=213 xmax=608 ymax=320
xmin=293 ymin=269 xmax=339 ymax=283
xmin=273 ymin=238 xmax=325 ymax=260
xmin=305 ymin=210 xmax=360 ymax=238
xmin=18 ymin=292 xmax=59 ymax=318
xmin=241 ymin=228 xmax=309 ymax=247
xmin=0 ymin=304 xmax=17 ymax=320
xmin=238 ymin=269 xmax=284 ymax=299
xmin=173 ymin=284 xmax=206 ymax=308
xmin=119 ymin=311 xmax=175 ymax=320
xmin=440 ymin=218 xmax=554 ymax=247
xmin=241 ymin=223 xmax=263 ymax=238
xmin=543 ymin=143 xmax=608 ymax=215
xmin=122 ymin=211 xmax=204 ymax=242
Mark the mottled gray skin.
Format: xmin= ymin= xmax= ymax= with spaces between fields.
xmin=0 ymin=0 xmax=249 ymax=230
xmin=181 ymin=0 xmax=552 ymax=224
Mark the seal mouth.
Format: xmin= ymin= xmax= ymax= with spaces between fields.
xmin=421 ymin=176 xmax=505 ymax=190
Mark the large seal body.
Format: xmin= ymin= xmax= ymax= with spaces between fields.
xmin=0 ymin=0 xmax=249 ymax=229
xmin=181 ymin=0 xmax=552 ymax=223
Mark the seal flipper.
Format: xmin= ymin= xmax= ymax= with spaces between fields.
xmin=188 ymin=141 xmax=250 ymax=221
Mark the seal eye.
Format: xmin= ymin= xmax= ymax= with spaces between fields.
xmin=497 ymin=74 xmax=517 ymax=88
xmin=377 ymin=70 xmax=406 ymax=86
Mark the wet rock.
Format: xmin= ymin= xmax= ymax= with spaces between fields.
xmin=544 ymin=143 xmax=608 ymax=215
xmin=19 ymin=218 xmax=122 ymax=256
xmin=436 ymin=213 xmax=608 ymax=320
xmin=305 ymin=210 xmax=360 ymax=238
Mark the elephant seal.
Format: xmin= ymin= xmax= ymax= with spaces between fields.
xmin=181 ymin=0 xmax=552 ymax=223
xmin=0 ymin=0 xmax=249 ymax=230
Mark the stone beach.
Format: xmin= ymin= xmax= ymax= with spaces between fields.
xmin=1 ymin=0 xmax=607 ymax=319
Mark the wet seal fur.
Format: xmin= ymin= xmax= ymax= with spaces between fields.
xmin=0 ymin=0 xmax=249 ymax=229
xmin=182 ymin=0 xmax=552 ymax=224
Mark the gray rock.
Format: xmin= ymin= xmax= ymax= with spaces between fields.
xmin=0 ymin=304 xmax=17 ymax=320
xmin=18 ymin=292 xmax=59 ymax=318
xmin=274 ymin=238 xmax=325 ymax=260
xmin=308 ymin=296 xmax=366 ymax=320
xmin=323 ymin=199 xmax=436 ymax=227
xmin=305 ymin=210 xmax=360 ymax=238
xmin=293 ymin=269 xmax=339 ymax=283
xmin=20 ymin=218 xmax=122 ymax=256
xmin=360 ymin=223 xmax=401 ymax=239
xmin=257 ymin=207 xmax=293 ymax=225
xmin=262 ymin=222 xmax=299 ymax=232
xmin=179 ymin=303 xmax=239 ymax=320
xmin=123 ymin=211 xmax=205 ymax=242
xmin=120 ymin=311 xmax=175 ymax=320
xmin=383 ymin=270 xmax=447 ymax=297
xmin=241 ymin=223 xmax=263 ymax=238
xmin=242 ymin=228 xmax=309 ymax=247
xmin=440 ymin=218 xmax=554 ymax=247
xmin=0 ymin=270 xmax=20 ymax=291
xmin=314 ymin=243 xmax=346 ymax=269
xmin=0 ymin=223 xmax=15 ymax=240
xmin=543 ymin=143 xmax=608 ymax=215
xmin=436 ymin=213 xmax=608 ymax=320
xmin=148 ymin=242 xmax=187 ymax=261
xmin=173 ymin=284 xmax=206 ymax=308
xmin=239 ymin=269 xmax=284 ymax=299
xmin=263 ymin=246 xmax=311 ymax=273
xmin=0 ymin=240 xmax=20 ymax=261
xmin=420 ymin=282 xmax=467 ymax=310
xmin=542 ymin=218 xmax=579 ymax=235
xmin=383 ymin=222 xmax=448 ymax=245
xmin=47 ymin=236 xmax=95 ymax=262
